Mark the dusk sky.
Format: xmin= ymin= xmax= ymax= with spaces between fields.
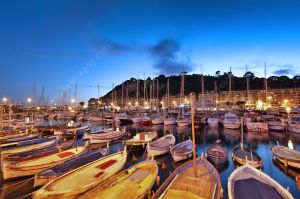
xmin=1 ymin=0 xmax=300 ymax=103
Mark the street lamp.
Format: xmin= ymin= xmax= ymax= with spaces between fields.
xmin=2 ymin=97 xmax=7 ymax=103
xmin=71 ymin=98 xmax=75 ymax=104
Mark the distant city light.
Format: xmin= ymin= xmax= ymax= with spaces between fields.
xmin=71 ymin=98 xmax=75 ymax=103
xmin=2 ymin=97 xmax=7 ymax=102
xmin=27 ymin=98 xmax=32 ymax=103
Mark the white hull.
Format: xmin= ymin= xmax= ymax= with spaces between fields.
xmin=287 ymin=126 xmax=300 ymax=133
xmin=164 ymin=118 xmax=177 ymax=126
xmin=223 ymin=122 xmax=241 ymax=130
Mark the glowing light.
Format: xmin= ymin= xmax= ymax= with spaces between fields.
xmin=37 ymin=107 xmax=40 ymax=110
xmin=2 ymin=97 xmax=7 ymax=102
xmin=68 ymin=106 xmax=72 ymax=110
xmin=288 ymin=140 xmax=294 ymax=149
xmin=128 ymin=102 xmax=132 ymax=106
xmin=71 ymin=98 xmax=75 ymax=103
xmin=286 ymin=107 xmax=291 ymax=114
xmin=256 ymin=100 xmax=263 ymax=110
xmin=135 ymin=101 xmax=138 ymax=106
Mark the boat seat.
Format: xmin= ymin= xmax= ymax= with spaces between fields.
xmin=57 ymin=151 xmax=74 ymax=158
xmin=96 ymin=159 xmax=117 ymax=170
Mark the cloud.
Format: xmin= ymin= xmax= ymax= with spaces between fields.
xmin=273 ymin=69 xmax=295 ymax=76
xmin=95 ymin=40 xmax=134 ymax=55
xmin=149 ymin=39 xmax=195 ymax=75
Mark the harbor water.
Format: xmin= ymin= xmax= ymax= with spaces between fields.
xmin=1 ymin=121 xmax=300 ymax=198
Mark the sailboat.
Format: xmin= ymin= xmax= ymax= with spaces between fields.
xmin=153 ymin=94 xmax=222 ymax=199
xmin=232 ymin=117 xmax=263 ymax=168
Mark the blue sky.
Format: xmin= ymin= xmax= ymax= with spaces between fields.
xmin=0 ymin=0 xmax=300 ymax=103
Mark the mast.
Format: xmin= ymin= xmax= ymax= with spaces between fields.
xmin=111 ymin=83 xmax=114 ymax=104
xmin=229 ymin=66 xmax=232 ymax=101
xmin=136 ymin=78 xmax=139 ymax=106
xmin=180 ymin=69 xmax=187 ymax=104
xmin=246 ymin=65 xmax=249 ymax=104
xmin=156 ymin=78 xmax=159 ymax=108
xmin=190 ymin=93 xmax=197 ymax=177
xmin=144 ymin=75 xmax=146 ymax=106
xmin=121 ymin=82 xmax=124 ymax=108
xmin=150 ymin=80 xmax=152 ymax=109
xmin=167 ymin=77 xmax=170 ymax=108
xmin=265 ymin=62 xmax=268 ymax=103
xmin=32 ymin=80 xmax=36 ymax=106
xmin=201 ymin=74 xmax=204 ymax=108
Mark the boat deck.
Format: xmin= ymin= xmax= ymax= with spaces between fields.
xmin=164 ymin=163 xmax=216 ymax=198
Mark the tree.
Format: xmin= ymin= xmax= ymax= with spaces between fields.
xmin=79 ymin=101 xmax=85 ymax=107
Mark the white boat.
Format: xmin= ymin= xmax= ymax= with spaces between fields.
xmin=125 ymin=131 xmax=157 ymax=147
xmin=244 ymin=112 xmax=268 ymax=133
xmin=207 ymin=115 xmax=219 ymax=127
xmin=79 ymin=160 xmax=158 ymax=199
xmin=151 ymin=116 xmax=164 ymax=125
xmin=90 ymin=128 xmax=126 ymax=144
xmin=88 ymin=115 xmax=106 ymax=122
xmin=286 ymin=116 xmax=300 ymax=133
xmin=177 ymin=117 xmax=190 ymax=127
xmin=131 ymin=116 xmax=142 ymax=123
xmin=223 ymin=113 xmax=241 ymax=130
xmin=1 ymin=138 xmax=56 ymax=156
xmin=33 ymin=148 xmax=127 ymax=199
xmin=2 ymin=145 xmax=87 ymax=180
xmin=272 ymin=144 xmax=300 ymax=169
xmin=170 ymin=140 xmax=193 ymax=162
xmin=164 ymin=117 xmax=177 ymax=126
xmin=264 ymin=116 xmax=285 ymax=131
xmin=82 ymin=128 xmax=114 ymax=140
xmin=228 ymin=164 xmax=293 ymax=199
xmin=147 ymin=134 xmax=175 ymax=157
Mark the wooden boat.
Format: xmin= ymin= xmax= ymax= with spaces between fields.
xmin=170 ymin=140 xmax=193 ymax=162
xmin=2 ymin=145 xmax=87 ymax=180
xmin=232 ymin=117 xmax=263 ymax=168
xmin=34 ymin=148 xmax=108 ymax=187
xmin=205 ymin=140 xmax=229 ymax=165
xmin=0 ymin=131 xmax=27 ymax=143
xmin=2 ymin=133 xmax=40 ymax=144
xmin=232 ymin=144 xmax=262 ymax=168
xmin=152 ymin=157 xmax=222 ymax=199
xmin=90 ymin=128 xmax=126 ymax=144
xmin=80 ymin=160 xmax=158 ymax=199
xmin=2 ymin=139 xmax=74 ymax=162
xmin=147 ymin=134 xmax=176 ymax=157
xmin=82 ymin=128 xmax=114 ymax=140
xmin=272 ymin=144 xmax=300 ymax=169
xmin=1 ymin=138 xmax=57 ymax=156
xmin=33 ymin=148 xmax=127 ymax=198
xmin=228 ymin=164 xmax=293 ymax=199
xmin=125 ymin=131 xmax=157 ymax=147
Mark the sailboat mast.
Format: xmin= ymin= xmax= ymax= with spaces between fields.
xmin=167 ymin=77 xmax=170 ymax=108
xmin=137 ymin=78 xmax=139 ymax=106
xmin=229 ymin=66 xmax=232 ymax=101
xmin=201 ymin=74 xmax=204 ymax=108
xmin=121 ymin=82 xmax=124 ymax=108
xmin=246 ymin=66 xmax=249 ymax=104
xmin=190 ymin=93 xmax=197 ymax=177
xmin=157 ymin=78 xmax=159 ymax=108
xmin=265 ymin=62 xmax=268 ymax=103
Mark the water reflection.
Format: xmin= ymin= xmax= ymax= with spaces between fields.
xmin=1 ymin=122 xmax=300 ymax=198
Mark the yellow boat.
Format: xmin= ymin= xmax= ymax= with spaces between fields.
xmin=33 ymin=147 xmax=127 ymax=199
xmin=80 ymin=160 xmax=158 ymax=199
xmin=2 ymin=145 xmax=87 ymax=180
xmin=1 ymin=138 xmax=56 ymax=156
